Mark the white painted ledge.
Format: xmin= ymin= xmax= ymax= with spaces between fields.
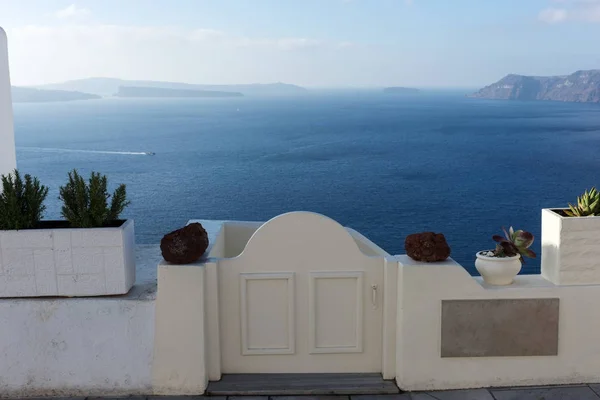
xmin=473 ymin=274 xmax=556 ymax=290
xmin=395 ymin=254 xmax=464 ymax=268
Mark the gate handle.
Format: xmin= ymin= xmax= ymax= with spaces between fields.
xmin=371 ymin=284 xmax=378 ymax=309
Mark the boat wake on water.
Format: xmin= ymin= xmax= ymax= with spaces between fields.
xmin=17 ymin=147 xmax=155 ymax=156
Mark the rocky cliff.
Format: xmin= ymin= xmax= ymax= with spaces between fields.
xmin=470 ymin=70 xmax=600 ymax=103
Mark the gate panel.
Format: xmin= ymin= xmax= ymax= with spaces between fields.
xmin=218 ymin=212 xmax=386 ymax=374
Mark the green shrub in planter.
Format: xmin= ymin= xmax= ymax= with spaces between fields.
xmin=0 ymin=169 xmax=49 ymax=230
xmin=59 ymin=169 xmax=130 ymax=228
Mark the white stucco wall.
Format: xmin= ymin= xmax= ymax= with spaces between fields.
xmin=5 ymin=215 xmax=600 ymax=396
xmin=0 ymin=27 xmax=16 ymax=177
xmin=0 ymin=295 xmax=155 ymax=397
xmin=0 ymin=245 xmax=161 ymax=398
xmin=396 ymin=255 xmax=600 ymax=391
xmin=152 ymin=215 xmax=397 ymax=392
xmin=153 ymin=262 xmax=208 ymax=395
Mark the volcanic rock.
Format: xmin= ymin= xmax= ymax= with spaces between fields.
xmin=160 ymin=223 xmax=209 ymax=264
xmin=405 ymin=232 xmax=450 ymax=262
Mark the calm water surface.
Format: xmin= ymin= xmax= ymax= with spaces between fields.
xmin=13 ymin=91 xmax=600 ymax=274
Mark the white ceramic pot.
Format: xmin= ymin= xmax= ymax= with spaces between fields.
xmin=475 ymin=251 xmax=521 ymax=285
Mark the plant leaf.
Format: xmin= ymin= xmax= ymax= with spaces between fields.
xmin=59 ymin=170 xmax=129 ymax=228
xmin=520 ymin=248 xmax=536 ymax=258
xmin=492 ymin=235 xmax=506 ymax=243
xmin=514 ymin=230 xmax=534 ymax=248
xmin=502 ymin=226 xmax=510 ymax=241
xmin=0 ymin=169 xmax=48 ymax=230
xmin=500 ymin=241 xmax=518 ymax=257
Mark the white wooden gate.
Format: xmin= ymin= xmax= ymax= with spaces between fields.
xmin=218 ymin=212 xmax=387 ymax=374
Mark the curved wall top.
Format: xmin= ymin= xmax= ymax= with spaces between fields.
xmin=232 ymin=211 xmax=375 ymax=267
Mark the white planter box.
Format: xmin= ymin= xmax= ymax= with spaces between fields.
xmin=0 ymin=219 xmax=135 ymax=297
xmin=541 ymin=208 xmax=600 ymax=285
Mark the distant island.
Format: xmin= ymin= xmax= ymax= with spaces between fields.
xmin=115 ymin=86 xmax=243 ymax=98
xmin=383 ymin=87 xmax=420 ymax=94
xmin=37 ymin=78 xmax=308 ymax=97
xmin=470 ymin=70 xmax=600 ymax=103
xmin=11 ymin=87 xmax=100 ymax=103
xmin=9 ymin=78 xmax=308 ymax=103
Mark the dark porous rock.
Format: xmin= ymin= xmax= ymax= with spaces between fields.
xmin=160 ymin=223 xmax=209 ymax=264
xmin=405 ymin=232 xmax=451 ymax=262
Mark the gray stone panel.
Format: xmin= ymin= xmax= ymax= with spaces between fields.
xmin=441 ymin=298 xmax=559 ymax=357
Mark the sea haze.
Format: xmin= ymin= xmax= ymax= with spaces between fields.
xmin=13 ymin=91 xmax=600 ymax=275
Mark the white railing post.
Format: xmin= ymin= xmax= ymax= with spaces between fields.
xmin=0 ymin=27 xmax=16 ymax=177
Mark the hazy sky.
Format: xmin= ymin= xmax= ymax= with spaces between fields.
xmin=0 ymin=0 xmax=599 ymax=87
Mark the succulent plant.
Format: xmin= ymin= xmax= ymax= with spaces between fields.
xmin=492 ymin=226 xmax=536 ymax=263
xmin=564 ymin=187 xmax=600 ymax=217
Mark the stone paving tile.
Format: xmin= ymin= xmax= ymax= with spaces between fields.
xmin=408 ymin=394 xmax=438 ymax=400
xmin=590 ymin=384 xmax=600 ymax=397
xmin=423 ymin=389 xmax=494 ymax=400
xmin=147 ymin=397 xmax=212 ymax=400
xmin=229 ymin=397 xmax=269 ymax=400
xmin=148 ymin=397 xmax=226 ymax=400
xmin=351 ymin=395 xmax=411 ymax=400
xmin=7 ymin=398 xmax=86 ymax=400
xmin=88 ymin=397 xmax=147 ymax=400
xmin=148 ymin=397 xmax=225 ymax=400
xmin=278 ymin=396 xmax=350 ymax=400
xmin=491 ymin=386 xmax=600 ymax=400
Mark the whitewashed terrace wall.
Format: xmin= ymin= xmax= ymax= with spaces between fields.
xmin=0 ymin=214 xmax=599 ymax=395
xmin=397 ymin=256 xmax=600 ymax=391
xmin=155 ymin=215 xmax=600 ymax=393
xmin=0 ymin=27 xmax=16 ymax=177
xmin=0 ymin=294 xmax=155 ymax=397
xmin=153 ymin=213 xmax=395 ymax=394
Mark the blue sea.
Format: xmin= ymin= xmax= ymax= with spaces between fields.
xmin=12 ymin=91 xmax=600 ymax=275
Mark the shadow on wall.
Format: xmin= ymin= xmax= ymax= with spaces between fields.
xmin=541 ymin=242 xmax=558 ymax=283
